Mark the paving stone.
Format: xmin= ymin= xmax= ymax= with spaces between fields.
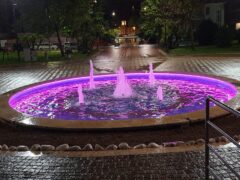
xmin=41 ymin=145 xmax=55 ymax=151
xmin=17 ymin=146 xmax=29 ymax=152
xmin=56 ymin=144 xmax=69 ymax=151
xmin=0 ymin=148 xmax=238 ymax=179
xmin=68 ymin=146 xmax=81 ymax=151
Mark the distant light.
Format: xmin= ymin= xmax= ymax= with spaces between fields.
xmin=112 ymin=11 xmax=116 ymax=17
xmin=93 ymin=0 xmax=97 ymax=3
xmin=132 ymin=26 xmax=136 ymax=31
xmin=121 ymin=20 xmax=127 ymax=26
xmin=236 ymin=22 xmax=240 ymax=30
xmin=143 ymin=6 xmax=147 ymax=11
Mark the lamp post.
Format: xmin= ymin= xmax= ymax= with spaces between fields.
xmin=112 ymin=11 xmax=116 ymax=17
xmin=12 ymin=0 xmax=20 ymax=61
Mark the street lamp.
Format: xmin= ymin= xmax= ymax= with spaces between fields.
xmin=121 ymin=20 xmax=127 ymax=26
xmin=12 ymin=1 xmax=21 ymax=61
xmin=236 ymin=22 xmax=240 ymax=30
xmin=112 ymin=11 xmax=116 ymax=17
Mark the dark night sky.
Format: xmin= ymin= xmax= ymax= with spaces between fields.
xmin=103 ymin=0 xmax=142 ymax=24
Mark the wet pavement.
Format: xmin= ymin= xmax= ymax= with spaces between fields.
xmin=0 ymin=151 xmax=205 ymax=180
xmin=156 ymin=56 xmax=240 ymax=80
xmin=0 ymin=45 xmax=165 ymax=94
xmin=1 ymin=45 xmax=240 ymax=179
xmin=0 ymin=147 xmax=239 ymax=180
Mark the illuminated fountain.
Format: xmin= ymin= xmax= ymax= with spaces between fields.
xmin=89 ymin=60 xmax=95 ymax=89
xmin=157 ymin=86 xmax=163 ymax=101
xmin=149 ymin=63 xmax=156 ymax=86
xmin=78 ymin=85 xmax=84 ymax=104
xmin=113 ymin=66 xmax=133 ymax=98
xmin=9 ymin=62 xmax=238 ymax=124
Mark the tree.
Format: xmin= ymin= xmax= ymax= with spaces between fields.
xmin=46 ymin=0 xmax=72 ymax=56
xmin=141 ymin=0 xmax=200 ymax=48
xmin=66 ymin=0 xmax=105 ymax=52
xmin=178 ymin=0 xmax=201 ymax=49
xmin=17 ymin=0 xmax=106 ymax=55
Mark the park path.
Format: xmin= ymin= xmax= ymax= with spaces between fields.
xmin=156 ymin=56 xmax=240 ymax=80
xmin=1 ymin=46 xmax=240 ymax=95
xmin=0 ymin=45 xmax=165 ymax=94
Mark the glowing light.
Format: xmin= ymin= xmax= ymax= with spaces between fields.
xmin=112 ymin=11 xmax=116 ymax=17
xmin=121 ymin=20 xmax=127 ymax=26
xmin=236 ymin=23 xmax=240 ymax=30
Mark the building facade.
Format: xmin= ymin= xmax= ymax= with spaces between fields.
xmin=0 ymin=0 xmax=13 ymax=34
xmin=204 ymin=2 xmax=225 ymax=26
xmin=203 ymin=0 xmax=240 ymax=28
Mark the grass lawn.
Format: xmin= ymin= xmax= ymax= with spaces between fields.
xmin=169 ymin=43 xmax=240 ymax=56
xmin=0 ymin=50 xmax=88 ymax=65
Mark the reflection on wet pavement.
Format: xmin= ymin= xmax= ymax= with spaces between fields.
xmin=0 ymin=45 xmax=166 ymax=94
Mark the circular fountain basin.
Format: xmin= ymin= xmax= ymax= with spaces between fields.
xmin=0 ymin=72 xmax=239 ymax=130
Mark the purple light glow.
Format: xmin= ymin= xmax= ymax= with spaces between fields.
xmin=9 ymin=73 xmax=238 ymax=121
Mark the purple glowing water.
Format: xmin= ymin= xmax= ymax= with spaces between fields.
xmin=157 ymin=86 xmax=163 ymax=101
xmin=89 ymin=60 xmax=95 ymax=89
xmin=78 ymin=85 xmax=84 ymax=104
xmin=9 ymin=73 xmax=237 ymax=121
xmin=149 ymin=63 xmax=156 ymax=86
xmin=113 ymin=67 xmax=133 ymax=98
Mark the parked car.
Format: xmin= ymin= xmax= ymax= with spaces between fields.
xmin=35 ymin=43 xmax=58 ymax=50
xmin=64 ymin=42 xmax=78 ymax=50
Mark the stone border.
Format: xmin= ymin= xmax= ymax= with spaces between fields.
xmin=0 ymin=134 xmax=239 ymax=156
xmin=0 ymin=73 xmax=240 ymax=130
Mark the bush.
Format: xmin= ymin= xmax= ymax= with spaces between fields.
xmin=237 ymin=30 xmax=240 ymax=44
xmin=215 ymin=26 xmax=234 ymax=47
xmin=197 ymin=20 xmax=218 ymax=46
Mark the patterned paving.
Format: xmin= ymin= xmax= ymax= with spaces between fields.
xmin=0 ymin=45 xmax=165 ymax=94
xmin=156 ymin=56 xmax=240 ymax=80
xmin=0 ymin=147 xmax=239 ymax=180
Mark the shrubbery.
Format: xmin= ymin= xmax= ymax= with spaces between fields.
xmin=197 ymin=20 xmax=218 ymax=46
xmin=215 ymin=26 xmax=234 ymax=47
xmin=237 ymin=30 xmax=240 ymax=44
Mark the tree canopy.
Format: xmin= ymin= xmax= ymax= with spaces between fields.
xmin=16 ymin=0 xmax=106 ymax=55
xmin=141 ymin=0 xmax=200 ymax=47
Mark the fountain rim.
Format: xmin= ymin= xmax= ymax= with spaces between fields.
xmin=0 ymin=72 xmax=240 ymax=130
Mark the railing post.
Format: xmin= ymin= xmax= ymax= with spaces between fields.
xmin=205 ymin=98 xmax=210 ymax=180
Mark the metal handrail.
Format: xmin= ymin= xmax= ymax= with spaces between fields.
xmin=205 ymin=96 xmax=240 ymax=180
